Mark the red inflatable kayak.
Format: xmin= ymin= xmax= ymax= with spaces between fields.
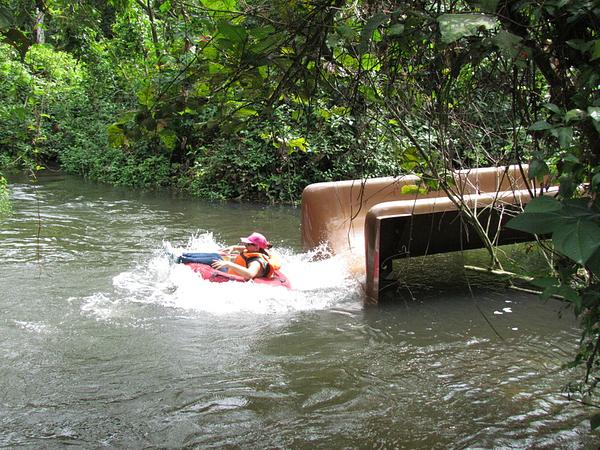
xmin=183 ymin=262 xmax=292 ymax=289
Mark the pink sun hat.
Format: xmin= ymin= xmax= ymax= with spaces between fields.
xmin=240 ymin=232 xmax=270 ymax=249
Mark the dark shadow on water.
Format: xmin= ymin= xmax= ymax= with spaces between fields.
xmin=377 ymin=245 xmax=551 ymax=305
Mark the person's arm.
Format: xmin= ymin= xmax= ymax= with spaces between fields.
xmin=211 ymin=259 xmax=262 ymax=280
xmin=218 ymin=244 xmax=245 ymax=255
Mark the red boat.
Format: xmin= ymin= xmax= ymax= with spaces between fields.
xmin=184 ymin=262 xmax=292 ymax=289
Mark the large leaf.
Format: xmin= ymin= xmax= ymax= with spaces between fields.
xmin=506 ymin=211 xmax=564 ymax=234
xmin=217 ymin=21 xmax=247 ymax=44
xmin=522 ymin=196 xmax=562 ymax=213
xmin=0 ymin=5 xmax=12 ymax=29
xmin=438 ymin=13 xmax=497 ymax=44
xmin=589 ymin=106 xmax=600 ymax=133
xmin=564 ymin=109 xmax=585 ymax=123
xmin=507 ymin=197 xmax=567 ymax=234
xmin=528 ymin=159 xmax=550 ymax=180
xmin=200 ymin=0 xmax=237 ymax=13
xmin=591 ymin=39 xmax=600 ymax=61
xmin=136 ymin=85 xmax=155 ymax=108
xmin=557 ymin=126 xmax=573 ymax=148
xmin=233 ymin=107 xmax=258 ymax=118
xmin=552 ymin=218 xmax=600 ymax=265
xmin=586 ymin=247 xmax=600 ymax=276
xmin=159 ymin=129 xmax=177 ymax=151
xmin=493 ymin=30 xmax=522 ymax=58
xmin=562 ymin=198 xmax=600 ymax=218
xmin=359 ymin=12 xmax=387 ymax=54
xmin=360 ymin=53 xmax=381 ymax=71
xmin=592 ymin=412 xmax=600 ymax=431
xmin=529 ymin=120 xmax=553 ymax=131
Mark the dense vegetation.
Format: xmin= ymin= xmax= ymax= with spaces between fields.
xmin=1 ymin=0 xmax=599 ymax=415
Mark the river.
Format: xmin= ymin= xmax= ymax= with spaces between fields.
xmin=1 ymin=171 xmax=598 ymax=448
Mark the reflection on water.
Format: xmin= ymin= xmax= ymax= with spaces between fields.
xmin=0 ymin=171 xmax=598 ymax=448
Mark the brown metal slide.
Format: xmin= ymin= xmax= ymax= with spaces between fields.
xmin=301 ymin=165 xmax=555 ymax=302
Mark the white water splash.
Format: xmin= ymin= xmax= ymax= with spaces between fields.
xmin=106 ymin=233 xmax=363 ymax=316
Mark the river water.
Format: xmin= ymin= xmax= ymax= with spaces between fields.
xmin=1 ymin=171 xmax=598 ymax=448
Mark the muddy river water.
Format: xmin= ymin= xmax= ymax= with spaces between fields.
xmin=1 ymin=171 xmax=598 ymax=448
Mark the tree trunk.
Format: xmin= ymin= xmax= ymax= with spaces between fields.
xmin=34 ymin=7 xmax=44 ymax=44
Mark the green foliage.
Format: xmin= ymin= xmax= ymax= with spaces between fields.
xmin=0 ymin=172 xmax=11 ymax=216
xmin=180 ymin=111 xmax=400 ymax=203
xmin=508 ymin=197 xmax=600 ymax=273
xmin=437 ymin=13 xmax=497 ymax=43
xmin=468 ymin=0 xmax=600 ymax=403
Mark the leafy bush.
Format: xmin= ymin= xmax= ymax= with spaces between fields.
xmin=0 ymin=172 xmax=10 ymax=216
xmin=181 ymin=110 xmax=401 ymax=203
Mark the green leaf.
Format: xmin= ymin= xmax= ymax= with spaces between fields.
xmin=557 ymin=127 xmax=573 ymax=148
xmin=559 ymin=174 xmax=576 ymax=197
xmin=159 ymin=129 xmax=177 ymax=151
xmin=336 ymin=23 xmax=356 ymax=41
xmin=107 ymin=124 xmax=126 ymax=148
xmin=136 ymin=86 xmax=155 ymax=107
xmin=523 ymin=196 xmax=562 ymax=213
xmin=359 ymin=12 xmax=387 ymax=54
xmin=528 ymin=159 xmax=550 ymax=179
xmin=388 ymin=23 xmax=404 ymax=36
xmin=555 ymin=285 xmax=582 ymax=305
xmin=438 ymin=13 xmax=497 ymax=44
xmin=562 ymin=198 xmax=600 ymax=218
xmin=493 ymin=31 xmax=522 ymax=58
xmin=194 ymin=81 xmax=210 ymax=97
xmin=217 ymin=21 xmax=247 ymax=44
xmin=529 ymin=120 xmax=553 ymax=131
xmin=316 ymin=108 xmax=330 ymax=120
xmin=587 ymin=247 xmax=600 ymax=276
xmin=589 ymin=106 xmax=600 ymax=133
xmin=564 ymin=109 xmax=585 ymax=123
xmin=360 ymin=53 xmax=381 ymax=71
xmin=12 ymin=106 xmax=29 ymax=121
xmin=250 ymin=25 xmax=276 ymax=40
xmin=257 ymin=65 xmax=269 ymax=79
xmin=591 ymin=413 xmax=600 ymax=431
xmin=200 ymin=0 xmax=237 ymax=13
xmin=0 ymin=5 xmax=12 ymax=28
xmin=566 ymin=39 xmax=592 ymax=52
xmin=530 ymin=276 xmax=559 ymax=289
xmin=592 ymin=173 xmax=600 ymax=189
xmin=543 ymin=103 xmax=561 ymax=115
xmin=202 ymin=45 xmax=218 ymax=61
xmin=208 ymin=61 xmax=224 ymax=74
xmin=562 ymin=153 xmax=579 ymax=164
xmin=506 ymin=211 xmax=564 ymax=234
xmin=288 ymin=137 xmax=307 ymax=153
xmin=552 ymin=219 xmax=600 ymax=265
xmin=591 ymin=39 xmax=600 ymax=61
xmin=401 ymin=184 xmax=420 ymax=195
xmin=339 ymin=54 xmax=359 ymax=71
xmin=233 ymin=108 xmax=258 ymax=118
xmin=159 ymin=0 xmax=172 ymax=13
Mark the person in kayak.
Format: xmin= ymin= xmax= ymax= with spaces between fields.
xmin=174 ymin=232 xmax=281 ymax=280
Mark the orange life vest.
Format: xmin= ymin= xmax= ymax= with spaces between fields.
xmin=230 ymin=250 xmax=281 ymax=279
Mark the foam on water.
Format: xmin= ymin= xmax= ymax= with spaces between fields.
xmin=105 ymin=232 xmax=363 ymax=316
